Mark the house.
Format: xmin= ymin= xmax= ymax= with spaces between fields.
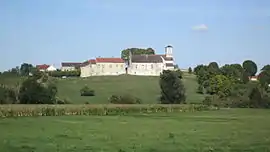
xmin=80 ymin=58 xmax=125 ymax=77
xmin=127 ymin=45 xmax=175 ymax=76
xmin=36 ymin=64 xmax=57 ymax=72
xmin=61 ymin=62 xmax=81 ymax=71
xmin=249 ymin=76 xmax=258 ymax=81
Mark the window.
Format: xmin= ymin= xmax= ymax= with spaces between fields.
xmin=151 ymin=64 xmax=154 ymax=69
xmin=116 ymin=64 xmax=118 ymax=68
xmin=136 ymin=65 xmax=138 ymax=69
xmin=121 ymin=64 xmax=124 ymax=68
xmin=109 ymin=64 xmax=112 ymax=68
xmin=102 ymin=65 xmax=104 ymax=68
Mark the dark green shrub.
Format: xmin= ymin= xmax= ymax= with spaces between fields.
xmin=159 ymin=70 xmax=186 ymax=104
xmin=80 ymin=86 xmax=95 ymax=96
xmin=109 ymin=94 xmax=141 ymax=104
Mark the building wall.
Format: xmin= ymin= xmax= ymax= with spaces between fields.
xmin=80 ymin=63 xmax=125 ymax=77
xmin=47 ymin=65 xmax=57 ymax=71
xmin=61 ymin=66 xmax=76 ymax=71
xmin=128 ymin=62 xmax=164 ymax=76
xmin=95 ymin=63 xmax=125 ymax=76
xmin=80 ymin=64 xmax=92 ymax=77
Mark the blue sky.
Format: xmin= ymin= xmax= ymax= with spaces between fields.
xmin=1 ymin=0 xmax=270 ymax=71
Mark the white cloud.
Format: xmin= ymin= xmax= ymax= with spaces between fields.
xmin=192 ymin=24 xmax=208 ymax=31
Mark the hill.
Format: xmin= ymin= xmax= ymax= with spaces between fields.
xmin=0 ymin=73 xmax=205 ymax=104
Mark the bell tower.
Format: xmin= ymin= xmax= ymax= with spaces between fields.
xmin=165 ymin=45 xmax=173 ymax=58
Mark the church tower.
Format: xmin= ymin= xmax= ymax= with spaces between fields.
xmin=165 ymin=45 xmax=173 ymax=58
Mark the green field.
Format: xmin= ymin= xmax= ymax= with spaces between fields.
xmin=0 ymin=109 xmax=270 ymax=152
xmin=0 ymin=73 xmax=205 ymax=104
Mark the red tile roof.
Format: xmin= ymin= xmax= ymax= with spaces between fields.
xmin=96 ymin=58 xmax=124 ymax=63
xmin=89 ymin=59 xmax=96 ymax=64
xmin=36 ymin=64 xmax=50 ymax=70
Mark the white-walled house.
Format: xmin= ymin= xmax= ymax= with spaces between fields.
xmin=36 ymin=64 xmax=57 ymax=72
xmin=127 ymin=45 xmax=175 ymax=76
xmin=61 ymin=62 xmax=81 ymax=71
xmin=80 ymin=58 xmax=126 ymax=77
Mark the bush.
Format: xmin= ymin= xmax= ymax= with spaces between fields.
xmin=0 ymin=104 xmax=217 ymax=117
xmin=159 ymin=70 xmax=186 ymax=104
xmin=109 ymin=94 xmax=141 ymax=104
xmin=49 ymin=70 xmax=80 ymax=77
xmin=80 ymin=86 xmax=95 ymax=96
xmin=0 ymin=85 xmax=17 ymax=104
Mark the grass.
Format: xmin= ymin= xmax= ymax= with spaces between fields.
xmin=0 ymin=73 xmax=205 ymax=104
xmin=0 ymin=109 xmax=270 ymax=151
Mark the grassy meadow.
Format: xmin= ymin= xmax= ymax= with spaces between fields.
xmin=0 ymin=73 xmax=205 ymax=104
xmin=0 ymin=109 xmax=270 ymax=152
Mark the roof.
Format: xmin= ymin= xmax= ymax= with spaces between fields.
xmin=96 ymin=58 xmax=124 ymax=63
xmin=166 ymin=63 xmax=174 ymax=67
xmin=89 ymin=59 xmax=96 ymax=64
xmin=131 ymin=54 xmax=173 ymax=63
xmin=131 ymin=55 xmax=163 ymax=63
xmin=61 ymin=62 xmax=82 ymax=67
xmin=36 ymin=64 xmax=50 ymax=70
xmin=80 ymin=59 xmax=97 ymax=67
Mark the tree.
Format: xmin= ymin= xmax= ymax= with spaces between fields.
xmin=159 ymin=70 xmax=186 ymax=104
xmin=193 ymin=64 xmax=207 ymax=75
xmin=121 ymin=48 xmax=155 ymax=60
xmin=188 ymin=67 xmax=192 ymax=74
xmin=18 ymin=73 xmax=57 ymax=104
xmin=207 ymin=75 xmax=234 ymax=98
xmin=208 ymin=62 xmax=219 ymax=70
xmin=242 ymin=60 xmax=257 ymax=76
xmin=220 ymin=64 xmax=243 ymax=82
xmin=261 ymin=65 xmax=270 ymax=71
xmin=20 ymin=63 xmax=34 ymax=76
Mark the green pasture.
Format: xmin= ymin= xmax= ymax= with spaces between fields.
xmin=0 ymin=109 xmax=269 ymax=152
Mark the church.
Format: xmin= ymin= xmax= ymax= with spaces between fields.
xmin=79 ymin=45 xmax=175 ymax=77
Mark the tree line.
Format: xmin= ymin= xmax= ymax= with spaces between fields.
xmin=193 ymin=60 xmax=270 ymax=108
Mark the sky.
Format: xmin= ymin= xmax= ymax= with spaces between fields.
xmin=0 ymin=0 xmax=270 ymax=71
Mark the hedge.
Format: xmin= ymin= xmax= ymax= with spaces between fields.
xmin=0 ymin=104 xmax=218 ymax=118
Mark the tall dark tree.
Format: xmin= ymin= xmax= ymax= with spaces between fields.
xmin=121 ymin=48 xmax=155 ymax=60
xmin=261 ymin=65 xmax=270 ymax=72
xmin=18 ymin=72 xmax=57 ymax=104
xmin=20 ymin=63 xmax=34 ymax=76
xmin=208 ymin=62 xmax=219 ymax=70
xmin=188 ymin=67 xmax=192 ymax=74
xmin=159 ymin=70 xmax=186 ymax=104
xmin=242 ymin=60 xmax=257 ymax=76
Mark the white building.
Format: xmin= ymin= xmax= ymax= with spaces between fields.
xmin=36 ymin=64 xmax=57 ymax=72
xmin=127 ymin=45 xmax=175 ymax=76
xmin=80 ymin=45 xmax=175 ymax=77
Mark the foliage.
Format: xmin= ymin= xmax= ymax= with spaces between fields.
xmin=208 ymin=62 xmax=219 ymax=70
xmin=261 ymin=65 xmax=270 ymax=71
xmin=0 ymin=104 xmax=215 ymax=117
xmin=193 ymin=64 xmax=207 ymax=75
xmin=108 ymin=94 xmax=141 ymax=104
xmin=0 ymin=85 xmax=17 ymax=104
xmin=18 ymin=73 xmax=58 ymax=104
xmin=20 ymin=63 xmax=34 ymax=76
xmin=80 ymin=86 xmax=95 ymax=96
xmin=207 ymin=75 xmax=234 ymax=98
xmin=49 ymin=70 xmax=80 ymax=77
xmin=258 ymin=69 xmax=270 ymax=89
xmin=188 ymin=67 xmax=192 ymax=74
xmin=159 ymin=70 xmax=186 ymax=104
xmin=121 ymin=48 xmax=155 ymax=60
xmin=220 ymin=64 xmax=243 ymax=82
xmin=242 ymin=60 xmax=257 ymax=76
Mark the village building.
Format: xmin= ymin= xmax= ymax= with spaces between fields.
xmin=127 ymin=45 xmax=175 ymax=76
xmin=80 ymin=58 xmax=125 ymax=77
xmin=61 ymin=62 xmax=81 ymax=71
xmin=36 ymin=64 xmax=57 ymax=72
xmin=79 ymin=45 xmax=175 ymax=77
